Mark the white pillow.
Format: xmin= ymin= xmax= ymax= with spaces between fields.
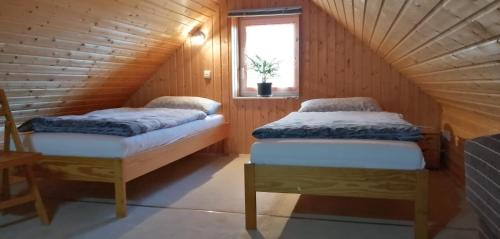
xmin=145 ymin=96 xmax=221 ymax=115
xmin=298 ymin=97 xmax=382 ymax=112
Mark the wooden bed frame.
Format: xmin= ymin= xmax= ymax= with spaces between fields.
xmin=244 ymin=163 xmax=429 ymax=239
xmin=34 ymin=123 xmax=229 ymax=218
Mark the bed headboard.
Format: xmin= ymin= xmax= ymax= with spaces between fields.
xmin=464 ymin=134 xmax=500 ymax=239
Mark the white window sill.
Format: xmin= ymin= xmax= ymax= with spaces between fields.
xmin=233 ymin=96 xmax=299 ymax=100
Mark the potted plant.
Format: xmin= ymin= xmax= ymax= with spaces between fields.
xmin=247 ymin=55 xmax=279 ymax=97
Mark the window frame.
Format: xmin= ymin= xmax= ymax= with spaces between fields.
xmin=232 ymin=15 xmax=300 ymax=98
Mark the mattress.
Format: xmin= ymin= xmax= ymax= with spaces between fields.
xmin=250 ymin=139 xmax=425 ymax=170
xmin=20 ymin=114 xmax=224 ymax=158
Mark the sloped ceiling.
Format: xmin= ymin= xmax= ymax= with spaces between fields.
xmin=0 ymin=0 xmax=218 ymax=123
xmin=312 ymin=0 xmax=500 ymax=120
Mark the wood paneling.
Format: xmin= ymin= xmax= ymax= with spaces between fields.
xmin=441 ymin=106 xmax=500 ymax=185
xmin=0 ymin=0 xmax=218 ymax=122
xmin=313 ymin=0 xmax=500 ymax=184
xmin=3 ymin=0 xmax=495 ymax=184
xmin=127 ymin=0 xmax=441 ymax=153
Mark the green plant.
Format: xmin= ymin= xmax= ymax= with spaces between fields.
xmin=247 ymin=55 xmax=279 ymax=83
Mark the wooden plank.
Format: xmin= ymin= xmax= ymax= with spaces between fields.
xmin=310 ymin=3 xmax=319 ymax=97
xmin=333 ymin=0 xmax=347 ymax=27
xmin=253 ymin=164 xmax=419 ymax=200
xmin=3 ymin=0 xmax=198 ymax=41
xmin=352 ymin=0 xmax=365 ymax=39
xmin=362 ymin=0 xmax=383 ymax=43
xmin=0 ymin=194 xmax=35 ymax=210
xmin=344 ymin=25 xmax=353 ymax=96
xmin=412 ymin=62 xmax=500 ymax=82
xmin=397 ymin=8 xmax=500 ymax=69
xmin=425 ymin=92 xmax=500 ymax=119
xmin=244 ymin=163 xmax=257 ymax=229
xmin=335 ymin=21 xmax=346 ymax=97
xmin=378 ymin=0 xmax=442 ymax=57
xmin=415 ymin=170 xmax=429 ymax=239
xmin=370 ymin=0 xmax=406 ymax=51
xmin=401 ymin=38 xmax=500 ymax=75
xmin=318 ymin=8 xmax=328 ymax=97
xmin=418 ymin=79 xmax=500 ymax=94
xmin=343 ymin=0 xmax=355 ymax=34
xmin=442 ymin=105 xmax=500 ymax=139
xmin=388 ymin=0 xmax=494 ymax=64
xmin=326 ymin=14 xmax=336 ymax=97
xmin=4 ymin=88 xmax=136 ymax=98
xmin=37 ymin=156 xmax=117 ymax=182
xmin=122 ymin=123 xmax=229 ymax=181
xmin=0 ymin=0 xmax=215 ymax=123
xmin=113 ymin=160 xmax=126 ymax=218
xmin=25 ymin=165 xmax=50 ymax=224
xmin=301 ymin=0 xmax=311 ymax=99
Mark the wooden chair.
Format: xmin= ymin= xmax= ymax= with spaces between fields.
xmin=0 ymin=89 xmax=49 ymax=224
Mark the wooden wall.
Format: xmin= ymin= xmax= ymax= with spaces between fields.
xmin=442 ymin=107 xmax=500 ymax=184
xmin=312 ymin=0 xmax=500 ymax=184
xmin=3 ymin=0 xmax=496 ymax=182
xmin=0 ymin=0 xmax=218 ymax=123
xmin=127 ymin=0 xmax=441 ymax=154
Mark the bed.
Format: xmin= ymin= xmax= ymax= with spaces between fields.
xmin=244 ymin=98 xmax=429 ymax=239
xmin=18 ymin=96 xmax=229 ymax=218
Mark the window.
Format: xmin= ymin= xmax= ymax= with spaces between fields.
xmin=232 ymin=15 xmax=300 ymax=97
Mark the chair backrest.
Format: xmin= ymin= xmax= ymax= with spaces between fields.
xmin=0 ymin=89 xmax=24 ymax=152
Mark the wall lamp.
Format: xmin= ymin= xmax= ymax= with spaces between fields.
xmin=190 ymin=29 xmax=206 ymax=45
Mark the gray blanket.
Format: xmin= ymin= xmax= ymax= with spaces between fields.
xmin=252 ymin=111 xmax=421 ymax=141
xmin=19 ymin=108 xmax=207 ymax=137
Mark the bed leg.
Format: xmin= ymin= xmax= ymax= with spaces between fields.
xmin=114 ymin=179 xmax=127 ymax=218
xmin=113 ymin=160 xmax=127 ymax=218
xmin=415 ymin=170 xmax=429 ymax=239
xmin=244 ymin=163 xmax=257 ymax=230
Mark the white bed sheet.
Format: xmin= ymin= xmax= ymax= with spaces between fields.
xmin=21 ymin=114 xmax=224 ymax=158
xmin=250 ymin=139 xmax=425 ymax=170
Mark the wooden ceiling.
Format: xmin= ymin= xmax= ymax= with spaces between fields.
xmin=312 ymin=0 xmax=500 ymax=120
xmin=0 ymin=0 xmax=218 ymax=122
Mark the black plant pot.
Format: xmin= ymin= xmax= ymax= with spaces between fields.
xmin=257 ymin=82 xmax=272 ymax=97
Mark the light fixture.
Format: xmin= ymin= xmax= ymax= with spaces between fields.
xmin=190 ymin=30 xmax=206 ymax=45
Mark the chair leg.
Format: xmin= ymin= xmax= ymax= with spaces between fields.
xmin=415 ymin=170 xmax=429 ymax=239
xmin=25 ymin=165 xmax=50 ymax=224
xmin=114 ymin=179 xmax=127 ymax=218
xmin=2 ymin=168 xmax=10 ymax=200
xmin=244 ymin=164 xmax=257 ymax=230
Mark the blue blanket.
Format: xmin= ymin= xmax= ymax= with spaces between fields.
xmin=19 ymin=108 xmax=207 ymax=137
xmin=252 ymin=111 xmax=421 ymax=141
